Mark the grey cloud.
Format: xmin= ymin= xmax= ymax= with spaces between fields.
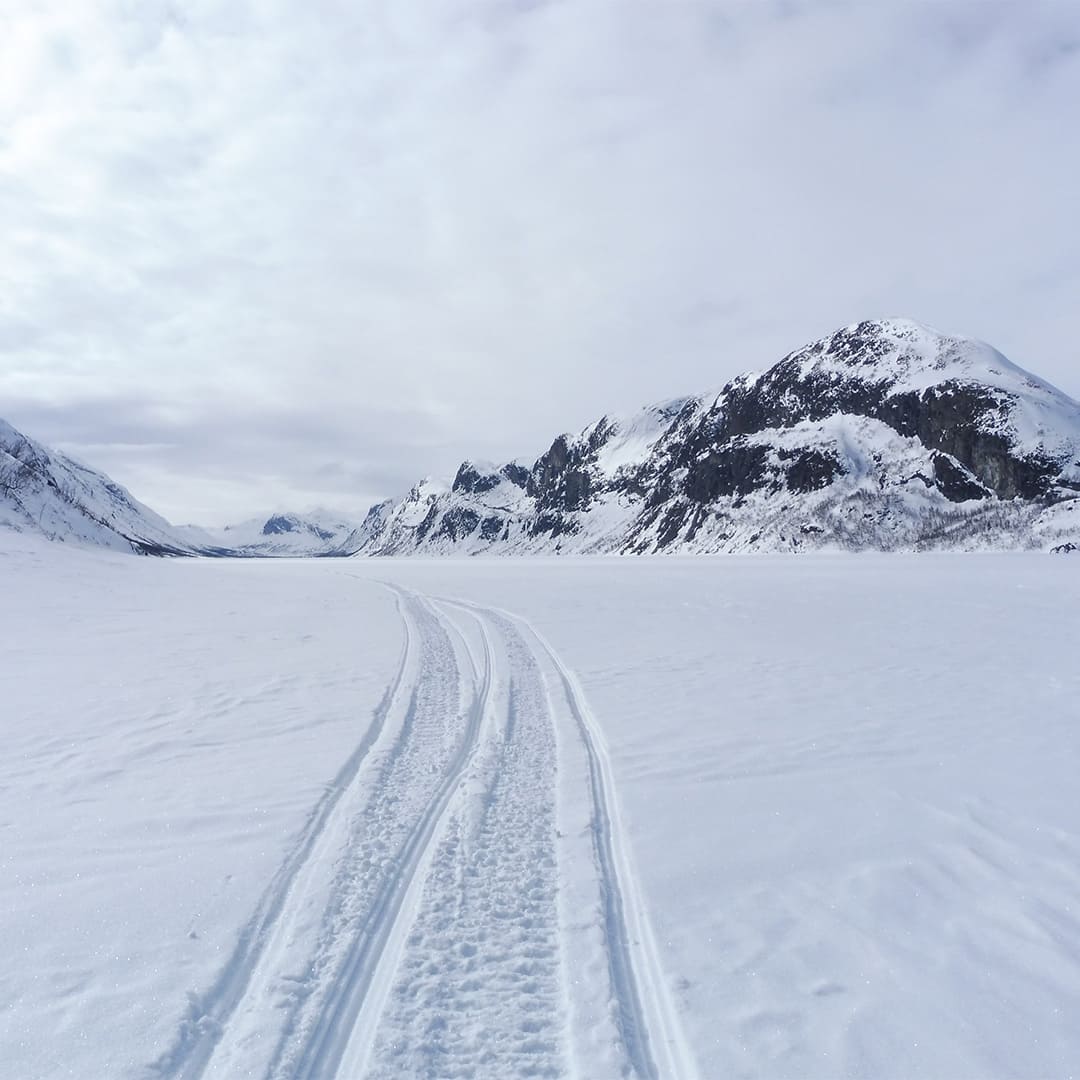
xmin=1 ymin=0 xmax=1078 ymax=524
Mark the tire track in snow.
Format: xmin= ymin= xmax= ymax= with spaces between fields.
xmin=519 ymin=612 xmax=700 ymax=1080
xmin=152 ymin=582 xmax=694 ymax=1080
xmin=443 ymin=596 xmax=698 ymax=1080
xmin=273 ymin=590 xmax=493 ymax=1080
xmin=148 ymin=587 xmax=416 ymax=1080
xmin=354 ymin=600 xmax=566 ymax=1080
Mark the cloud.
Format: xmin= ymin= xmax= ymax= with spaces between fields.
xmin=1 ymin=0 xmax=1078 ymax=522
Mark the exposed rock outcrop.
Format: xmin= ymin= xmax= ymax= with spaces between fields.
xmin=346 ymin=319 xmax=1080 ymax=556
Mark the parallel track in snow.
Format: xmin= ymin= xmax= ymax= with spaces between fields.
xmin=352 ymin=600 xmax=567 ymax=1079
xmin=150 ymin=589 xmax=417 ymax=1080
xmin=151 ymin=583 xmax=695 ymax=1080
xmin=443 ymin=596 xmax=699 ymax=1080
xmin=281 ymin=595 xmax=494 ymax=1080
xmin=521 ymin=616 xmax=700 ymax=1080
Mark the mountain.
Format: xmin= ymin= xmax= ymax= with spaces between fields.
xmin=209 ymin=511 xmax=363 ymax=557
xmin=347 ymin=319 xmax=1080 ymax=556
xmin=0 ymin=416 xmax=366 ymax=558
xmin=0 ymin=418 xmax=209 ymax=555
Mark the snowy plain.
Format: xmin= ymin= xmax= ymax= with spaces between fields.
xmin=1 ymin=534 xmax=1078 ymax=1079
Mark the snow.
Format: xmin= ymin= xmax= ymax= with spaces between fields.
xmin=591 ymin=399 xmax=692 ymax=478
xmin=2 ymin=535 xmax=1079 ymax=1078
xmin=207 ymin=510 xmax=364 ymax=556
xmin=788 ymin=318 xmax=1080 ymax=460
xmin=0 ymin=420 xmax=196 ymax=554
xmin=341 ymin=320 xmax=1080 ymax=559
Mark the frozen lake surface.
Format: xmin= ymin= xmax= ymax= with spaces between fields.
xmin=2 ymin=537 xmax=1078 ymax=1078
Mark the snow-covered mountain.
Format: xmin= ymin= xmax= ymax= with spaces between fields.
xmin=347 ymin=319 xmax=1080 ymax=556
xmin=6 ymin=318 xmax=1077 ymax=558
xmin=0 ymin=418 xmax=209 ymax=555
xmin=209 ymin=511 xmax=364 ymax=557
xmin=0 ymin=417 xmax=363 ymax=557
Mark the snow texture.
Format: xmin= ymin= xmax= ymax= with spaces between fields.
xmin=2 ymin=534 xmax=1078 ymax=1079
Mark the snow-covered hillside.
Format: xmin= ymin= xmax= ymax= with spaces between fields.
xmin=348 ymin=319 xmax=1080 ymax=556
xmin=0 ymin=419 xmax=360 ymax=558
xmin=0 ymin=418 xmax=206 ymax=555
xmin=209 ymin=511 xmax=363 ymax=557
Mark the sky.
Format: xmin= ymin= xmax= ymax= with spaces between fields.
xmin=2 ymin=0 xmax=1079 ymax=526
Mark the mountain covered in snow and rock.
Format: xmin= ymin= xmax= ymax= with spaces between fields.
xmin=0 ymin=417 xmax=364 ymax=557
xmin=345 ymin=319 xmax=1080 ymax=556
xmin=0 ymin=417 xmax=211 ymax=556
xmin=4 ymin=319 xmax=1078 ymax=557
xmin=207 ymin=511 xmax=364 ymax=557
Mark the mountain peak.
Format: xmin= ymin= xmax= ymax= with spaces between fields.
xmin=346 ymin=318 xmax=1080 ymax=557
xmin=776 ymin=316 xmax=1069 ymax=402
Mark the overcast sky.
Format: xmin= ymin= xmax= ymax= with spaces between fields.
xmin=2 ymin=0 xmax=1079 ymax=525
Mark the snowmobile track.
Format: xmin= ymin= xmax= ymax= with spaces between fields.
xmin=525 ymin=612 xmax=698 ymax=1080
xmin=442 ymin=597 xmax=699 ymax=1080
xmin=350 ymin=599 xmax=567 ymax=1078
xmin=151 ymin=585 xmax=695 ymax=1080
xmin=150 ymin=587 xmax=417 ymax=1080
xmin=280 ymin=592 xmax=493 ymax=1080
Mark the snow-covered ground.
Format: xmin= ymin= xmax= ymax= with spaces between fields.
xmin=2 ymin=535 xmax=1078 ymax=1079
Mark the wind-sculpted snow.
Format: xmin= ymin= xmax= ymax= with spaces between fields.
xmin=129 ymin=568 xmax=693 ymax=1080
xmin=346 ymin=318 xmax=1080 ymax=556
xmin=4 ymin=544 xmax=1080 ymax=1079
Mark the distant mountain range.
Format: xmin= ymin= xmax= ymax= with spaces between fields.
xmin=199 ymin=512 xmax=364 ymax=557
xmin=4 ymin=318 xmax=1078 ymax=556
xmin=0 ymin=419 xmax=359 ymax=557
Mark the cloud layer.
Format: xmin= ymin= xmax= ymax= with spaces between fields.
xmin=2 ymin=0 xmax=1078 ymax=523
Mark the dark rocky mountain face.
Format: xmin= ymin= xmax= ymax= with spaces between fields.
xmin=261 ymin=514 xmax=336 ymax=542
xmin=661 ymin=321 xmax=1061 ymax=504
xmin=347 ymin=319 xmax=1080 ymax=556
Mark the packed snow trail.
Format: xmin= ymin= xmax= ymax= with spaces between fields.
xmin=351 ymin=601 xmax=566 ymax=1079
xmin=516 ymin=611 xmax=700 ymax=1080
xmin=269 ymin=590 xmax=488 ymax=1080
xmin=149 ymin=589 xmax=418 ymax=1080
xmin=150 ymin=584 xmax=695 ymax=1080
xmin=437 ymin=598 xmax=700 ymax=1080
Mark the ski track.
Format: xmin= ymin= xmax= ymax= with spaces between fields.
xmin=271 ymin=590 xmax=491 ymax=1080
xmin=355 ymin=601 xmax=566 ymax=1080
xmin=444 ymin=597 xmax=700 ymax=1080
xmin=528 ymin=618 xmax=701 ymax=1080
xmin=147 ymin=588 xmax=417 ymax=1080
xmin=150 ymin=583 xmax=695 ymax=1080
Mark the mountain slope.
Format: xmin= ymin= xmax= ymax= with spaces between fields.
xmin=208 ymin=511 xmax=364 ymax=557
xmin=0 ymin=419 xmax=206 ymax=555
xmin=348 ymin=319 xmax=1080 ymax=556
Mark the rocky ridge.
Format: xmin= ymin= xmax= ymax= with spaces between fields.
xmin=344 ymin=319 xmax=1080 ymax=556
